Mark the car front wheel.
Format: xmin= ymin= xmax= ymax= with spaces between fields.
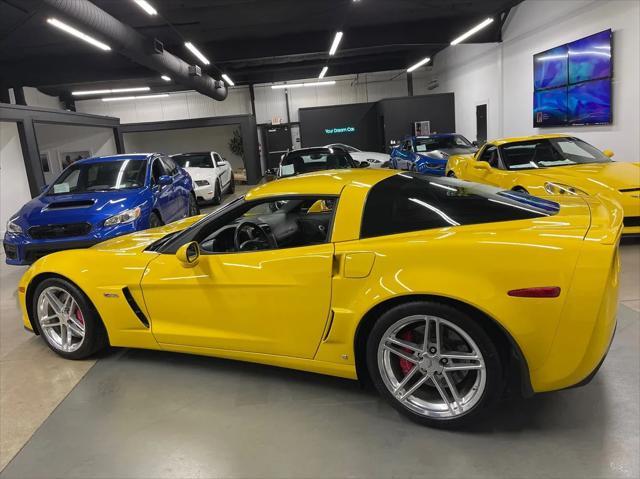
xmin=366 ymin=301 xmax=502 ymax=428
xmin=188 ymin=194 xmax=200 ymax=216
xmin=33 ymin=278 xmax=107 ymax=359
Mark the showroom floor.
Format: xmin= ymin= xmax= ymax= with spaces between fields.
xmin=1 ymin=228 xmax=638 ymax=477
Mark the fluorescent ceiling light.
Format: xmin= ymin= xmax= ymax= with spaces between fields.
xmin=133 ymin=0 xmax=157 ymax=15
xmin=73 ymin=86 xmax=150 ymax=96
xmin=46 ymin=18 xmax=111 ymax=51
xmin=329 ymin=31 xmax=343 ymax=56
xmin=161 ymin=75 xmax=171 ymax=81
xmin=303 ymin=81 xmax=336 ymax=87
xmin=185 ymin=42 xmax=210 ymax=65
xmin=319 ymin=66 xmax=328 ymax=79
xmin=271 ymin=80 xmax=336 ymax=89
xmin=407 ymin=57 xmax=430 ymax=72
xmin=450 ymin=18 xmax=494 ymax=45
xmin=102 ymin=93 xmax=168 ymax=102
xmin=221 ymin=74 xmax=235 ymax=86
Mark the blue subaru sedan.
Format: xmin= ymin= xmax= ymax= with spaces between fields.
xmin=390 ymin=134 xmax=478 ymax=175
xmin=3 ymin=153 xmax=199 ymax=265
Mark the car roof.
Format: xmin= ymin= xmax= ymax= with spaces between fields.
xmin=76 ymin=153 xmax=155 ymax=164
xmin=414 ymin=133 xmax=460 ymax=138
xmin=489 ymin=134 xmax=571 ymax=146
xmin=285 ymin=147 xmax=334 ymax=155
xmin=246 ymin=169 xmax=398 ymax=200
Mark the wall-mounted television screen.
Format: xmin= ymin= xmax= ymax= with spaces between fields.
xmin=568 ymin=78 xmax=612 ymax=125
xmin=534 ymin=87 xmax=568 ymax=126
xmin=534 ymin=45 xmax=568 ymax=90
xmin=568 ymin=29 xmax=612 ymax=84
xmin=533 ymin=28 xmax=612 ymax=127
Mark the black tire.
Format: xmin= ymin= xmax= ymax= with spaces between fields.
xmin=148 ymin=211 xmax=163 ymax=228
xmin=32 ymin=277 xmax=108 ymax=360
xmin=212 ymin=180 xmax=222 ymax=205
xmin=228 ymin=174 xmax=236 ymax=194
xmin=188 ymin=193 xmax=200 ymax=216
xmin=366 ymin=301 xmax=503 ymax=428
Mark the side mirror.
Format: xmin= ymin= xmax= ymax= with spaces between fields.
xmin=473 ymin=161 xmax=491 ymax=171
xmin=158 ymin=175 xmax=173 ymax=186
xmin=176 ymin=241 xmax=200 ymax=267
xmin=359 ymin=161 xmax=370 ymax=168
xmin=602 ymin=149 xmax=614 ymax=158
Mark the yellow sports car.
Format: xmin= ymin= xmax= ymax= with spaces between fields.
xmin=446 ymin=134 xmax=640 ymax=236
xmin=17 ymin=169 xmax=621 ymax=427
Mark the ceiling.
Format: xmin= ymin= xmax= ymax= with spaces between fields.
xmin=0 ymin=0 xmax=522 ymax=100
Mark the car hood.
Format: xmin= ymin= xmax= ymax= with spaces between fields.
xmin=183 ymin=167 xmax=215 ymax=182
xmin=351 ymin=151 xmax=390 ymax=162
xmin=527 ymin=162 xmax=640 ymax=192
xmin=419 ymin=147 xmax=477 ymax=159
xmin=92 ymin=214 xmax=205 ymax=254
xmin=16 ymin=189 xmax=148 ymax=227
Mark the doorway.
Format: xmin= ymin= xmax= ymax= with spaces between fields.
xmin=264 ymin=125 xmax=292 ymax=169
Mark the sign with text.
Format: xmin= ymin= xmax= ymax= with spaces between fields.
xmin=324 ymin=126 xmax=356 ymax=134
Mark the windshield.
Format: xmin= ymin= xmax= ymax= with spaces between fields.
xmin=331 ymin=144 xmax=359 ymax=153
xmin=172 ymin=154 xmax=214 ymax=168
xmin=415 ymin=135 xmax=474 ymax=153
xmin=280 ymin=150 xmax=355 ymax=177
xmin=500 ymin=137 xmax=612 ymax=170
xmin=48 ymin=159 xmax=147 ymax=195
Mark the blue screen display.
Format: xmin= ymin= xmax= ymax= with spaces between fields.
xmin=568 ymin=78 xmax=611 ymax=125
xmin=534 ymin=87 xmax=568 ymax=127
xmin=534 ymin=45 xmax=568 ymax=90
xmin=568 ymin=29 xmax=612 ymax=84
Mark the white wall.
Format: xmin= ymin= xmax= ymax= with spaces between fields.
xmin=123 ymin=125 xmax=245 ymax=170
xmin=0 ymin=122 xmax=32 ymax=236
xmin=418 ymin=0 xmax=639 ymax=161
xmin=34 ymin=123 xmax=117 ymax=183
xmin=23 ymin=87 xmax=63 ymax=110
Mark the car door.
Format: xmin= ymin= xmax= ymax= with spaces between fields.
xmin=150 ymin=157 xmax=176 ymax=222
xmin=140 ymin=197 xmax=336 ymax=359
xmin=464 ymin=145 xmax=510 ymax=187
xmin=162 ymin=156 xmax=189 ymax=219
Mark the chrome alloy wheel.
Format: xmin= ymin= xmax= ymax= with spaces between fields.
xmin=37 ymin=286 xmax=86 ymax=353
xmin=377 ymin=315 xmax=486 ymax=419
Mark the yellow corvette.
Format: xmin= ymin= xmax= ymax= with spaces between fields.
xmin=17 ymin=169 xmax=621 ymax=427
xmin=446 ymin=134 xmax=640 ymax=236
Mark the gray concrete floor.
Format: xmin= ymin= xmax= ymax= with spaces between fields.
xmin=0 ymin=214 xmax=638 ymax=477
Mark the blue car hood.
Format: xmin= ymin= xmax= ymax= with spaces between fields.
xmin=17 ymin=189 xmax=149 ymax=227
xmin=418 ymin=147 xmax=477 ymax=159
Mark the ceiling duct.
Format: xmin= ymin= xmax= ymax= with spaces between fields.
xmin=41 ymin=0 xmax=227 ymax=101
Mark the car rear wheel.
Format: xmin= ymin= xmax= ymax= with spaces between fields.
xmin=212 ymin=180 xmax=222 ymax=205
xmin=188 ymin=194 xmax=200 ymax=216
xmin=228 ymin=174 xmax=236 ymax=194
xmin=33 ymin=278 xmax=107 ymax=359
xmin=366 ymin=301 xmax=502 ymax=428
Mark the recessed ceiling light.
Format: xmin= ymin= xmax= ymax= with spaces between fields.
xmin=329 ymin=31 xmax=343 ymax=56
xmin=319 ymin=66 xmax=328 ymax=79
xmin=161 ymin=75 xmax=171 ymax=81
xmin=46 ymin=18 xmax=111 ymax=51
xmin=102 ymin=93 xmax=168 ymax=102
xmin=407 ymin=57 xmax=431 ymax=73
xmin=72 ymin=86 xmax=150 ymax=96
xmin=450 ymin=18 xmax=494 ymax=46
xmin=133 ymin=0 xmax=157 ymax=15
xmin=184 ymin=42 xmax=210 ymax=65
xmin=221 ymin=74 xmax=235 ymax=86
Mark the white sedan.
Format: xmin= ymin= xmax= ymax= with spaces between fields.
xmin=325 ymin=143 xmax=390 ymax=168
xmin=172 ymin=152 xmax=234 ymax=205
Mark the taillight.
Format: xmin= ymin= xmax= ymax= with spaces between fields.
xmin=508 ymin=286 xmax=561 ymax=298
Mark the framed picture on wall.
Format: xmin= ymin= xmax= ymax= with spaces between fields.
xmin=59 ymin=151 xmax=91 ymax=170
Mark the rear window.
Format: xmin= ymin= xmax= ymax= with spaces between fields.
xmin=361 ymin=173 xmax=559 ymax=238
xmin=281 ymin=150 xmax=355 ymax=177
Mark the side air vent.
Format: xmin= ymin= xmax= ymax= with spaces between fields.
xmin=45 ymin=200 xmax=96 ymax=210
xmin=122 ymin=287 xmax=149 ymax=328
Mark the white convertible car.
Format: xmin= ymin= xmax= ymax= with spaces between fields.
xmin=172 ymin=152 xmax=235 ymax=204
xmin=325 ymin=143 xmax=390 ymax=168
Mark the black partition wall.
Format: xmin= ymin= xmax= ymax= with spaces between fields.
xmin=298 ymin=92 xmax=455 ymax=152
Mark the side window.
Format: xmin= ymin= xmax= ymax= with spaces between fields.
xmin=213 ymin=153 xmax=222 ymax=166
xmin=162 ymin=157 xmax=178 ymax=175
xmin=479 ymin=146 xmax=499 ymax=168
xmin=196 ymin=196 xmax=337 ymax=254
xmin=151 ymin=158 xmax=167 ymax=184
xmin=402 ymin=140 xmax=413 ymax=152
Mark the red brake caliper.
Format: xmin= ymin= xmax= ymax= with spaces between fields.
xmin=399 ymin=329 xmax=414 ymax=375
xmin=75 ymin=308 xmax=85 ymax=326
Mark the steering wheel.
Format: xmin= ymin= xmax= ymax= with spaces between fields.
xmin=234 ymin=220 xmax=278 ymax=251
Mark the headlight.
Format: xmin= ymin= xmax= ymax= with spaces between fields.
xmin=195 ymin=180 xmax=210 ymax=187
xmin=544 ymin=182 xmax=588 ymax=196
xmin=6 ymin=217 xmax=23 ymax=235
xmin=104 ymin=207 xmax=141 ymax=227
